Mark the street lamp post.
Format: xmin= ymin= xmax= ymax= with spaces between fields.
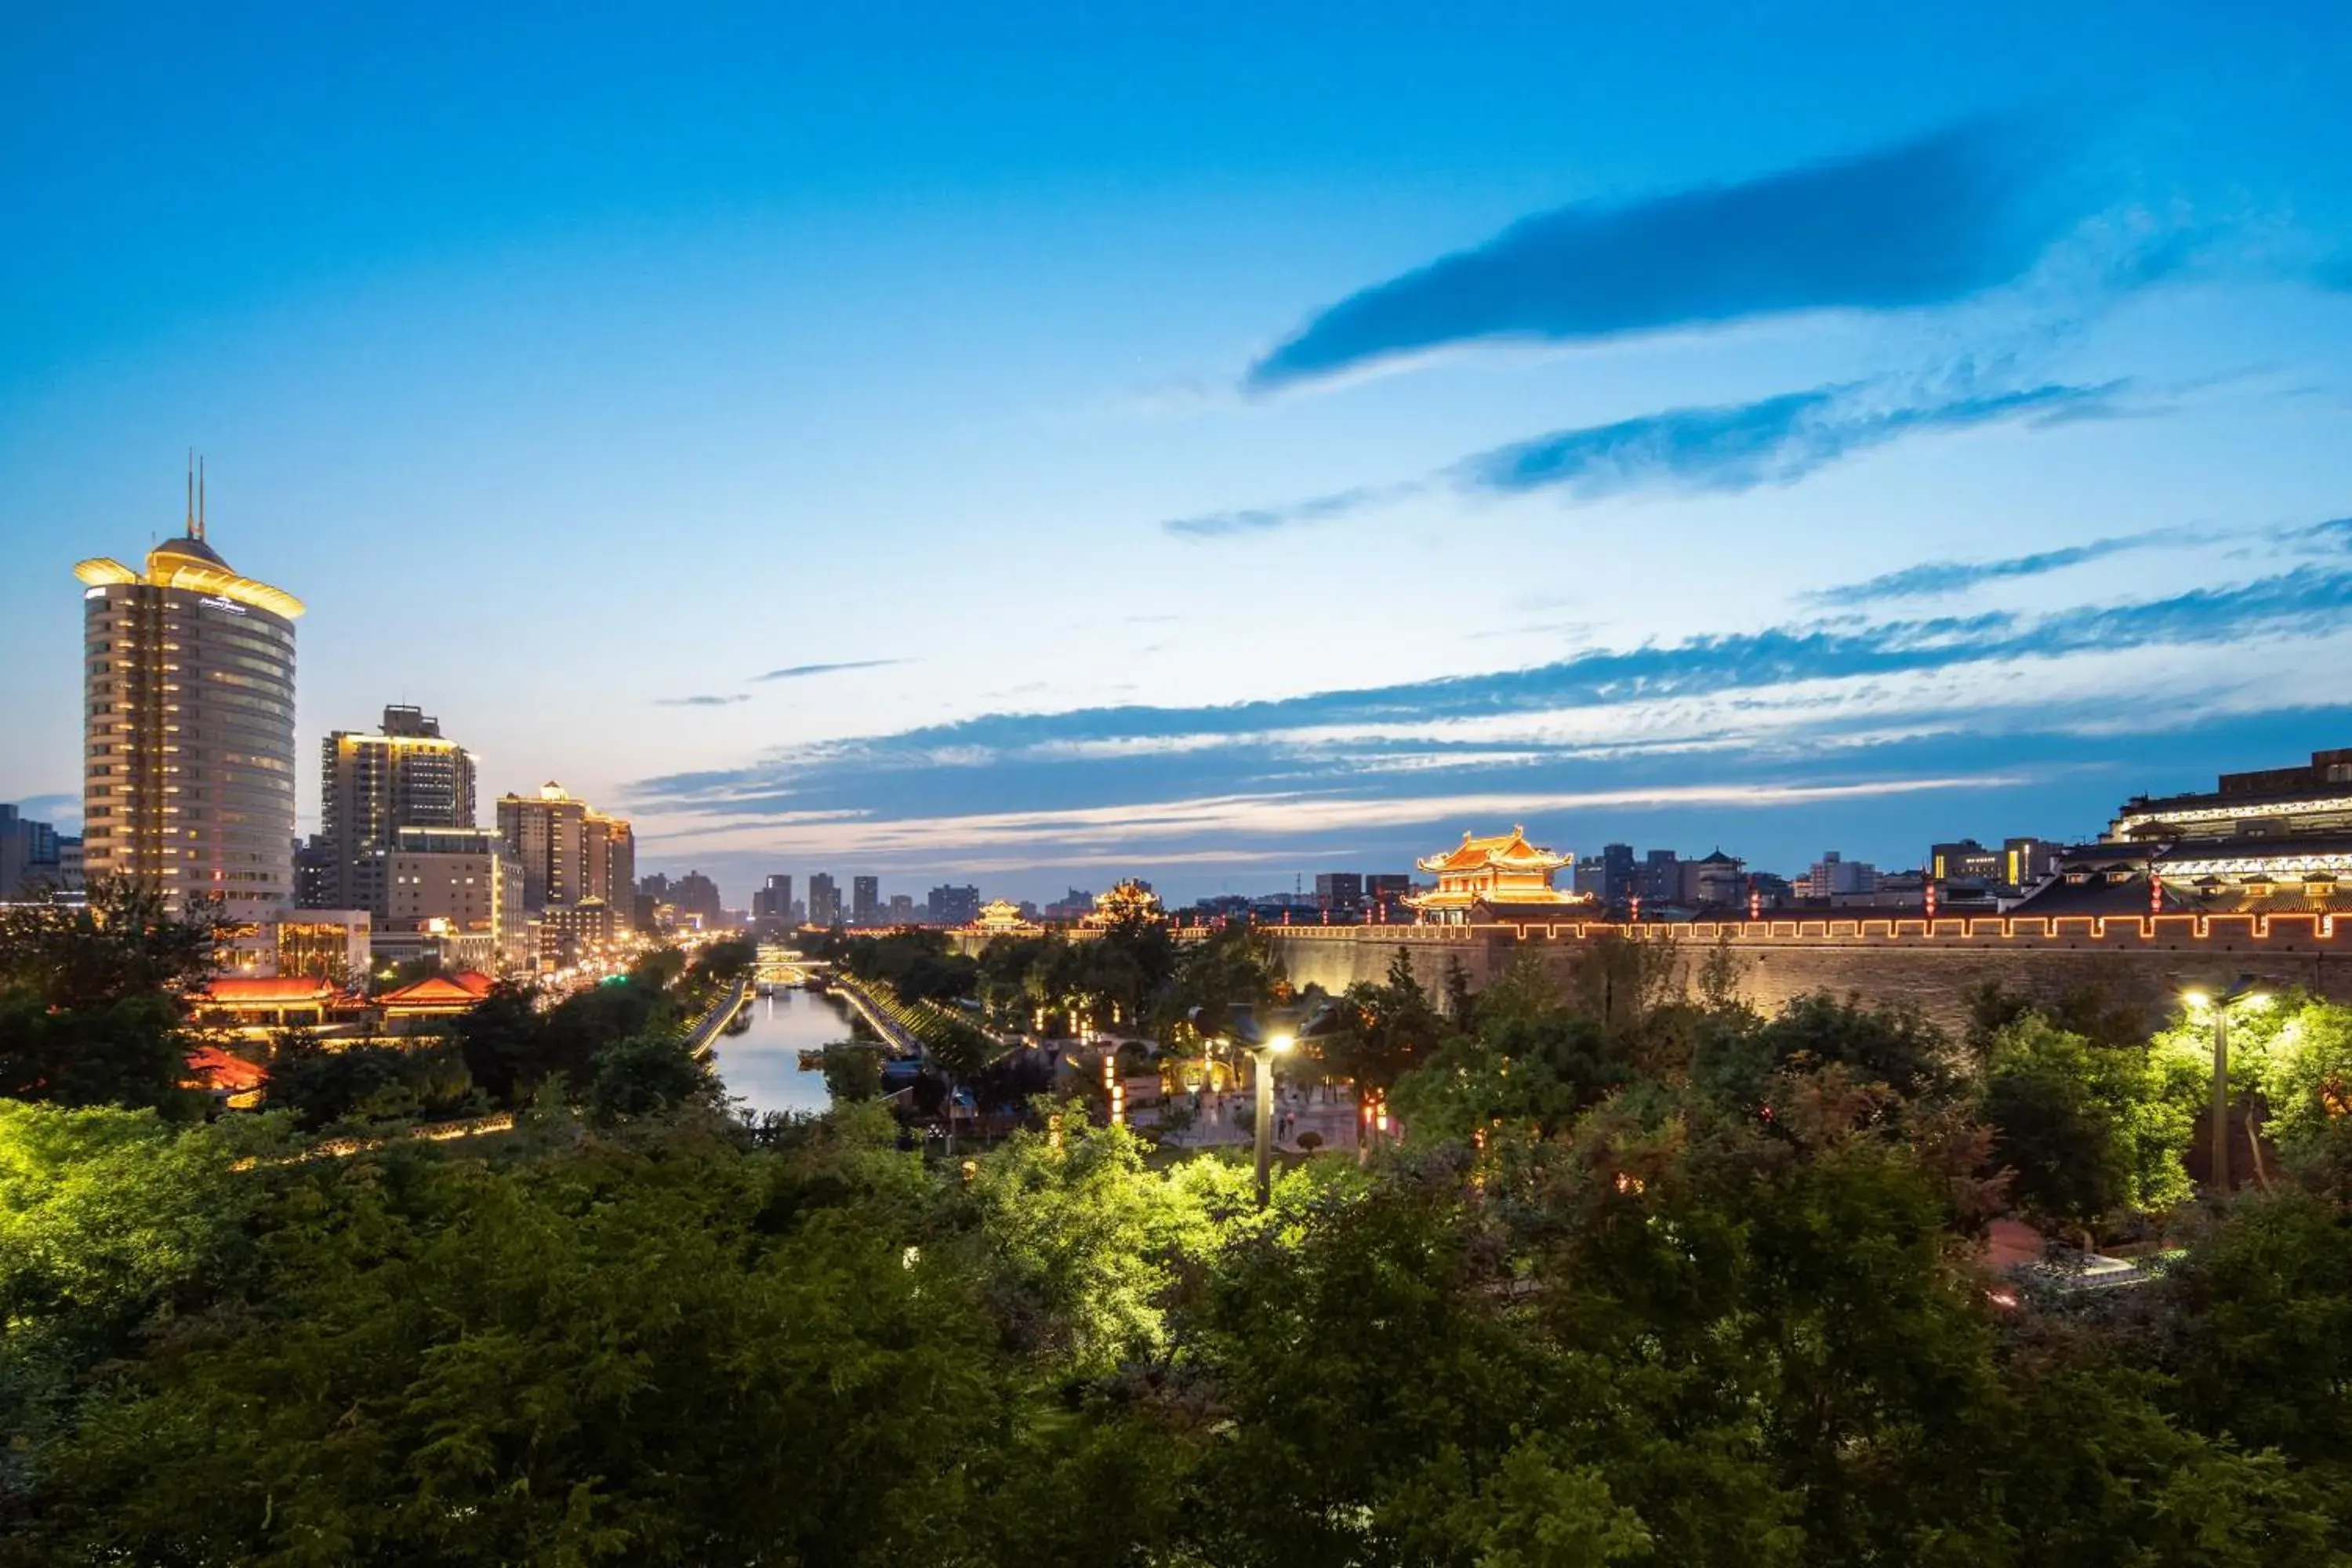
xmin=2178 ymin=975 xmax=2271 ymax=1195
xmin=1191 ymin=1002 xmax=1339 ymax=1208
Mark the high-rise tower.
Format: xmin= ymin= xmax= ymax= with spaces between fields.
xmin=317 ymin=705 xmax=479 ymax=914
xmin=74 ymin=470 xmax=303 ymax=920
xmin=495 ymin=782 xmax=633 ymax=912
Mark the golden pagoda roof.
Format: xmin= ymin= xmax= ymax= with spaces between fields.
xmin=1081 ymin=878 xmax=1164 ymax=926
xmin=1417 ymin=826 xmax=1568 ymax=875
xmin=969 ymin=898 xmax=1040 ymax=932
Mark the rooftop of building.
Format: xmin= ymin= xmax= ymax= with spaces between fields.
xmin=2122 ymin=748 xmax=2352 ymax=815
xmin=1418 ymin=826 xmax=1569 ymax=874
xmin=194 ymin=975 xmax=343 ymax=1004
xmin=73 ymin=523 xmax=306 ymax=619
xmin=377 ymin=971 xmax=498 ymax=1009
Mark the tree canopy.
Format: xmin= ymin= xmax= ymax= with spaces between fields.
xmin=15 ymin=924 xmax=2352 ymax=1563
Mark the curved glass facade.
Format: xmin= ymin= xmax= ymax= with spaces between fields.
xmin=78 ymin=534 xmax=301 ymax=920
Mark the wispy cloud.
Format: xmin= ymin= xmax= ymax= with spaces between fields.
xmin=638 ymin=779 xmax=2020 ymax=862
xmin=633 ymin=555 xmax=2352 ymax=818
xmin=1163 ymin=377 xmax=2127 ymax=538
xmin=1461 ymin=379 xmax=2125 ymax=499
xmin=1247 ymin=119 xmax=2072 ymax=390
xmin=655 ymin=694 xmax=751 ymax=708
xmin=1164 ymin=483 xmax=1421 ymax=539
xmin=1809 ymin=527 xmax=2211 ymax=605
xmin=752 ymin=659 xmax=908 ymax=682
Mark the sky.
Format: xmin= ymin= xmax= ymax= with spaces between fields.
xmin=5 ymin=2 xmax=2351 ymax=906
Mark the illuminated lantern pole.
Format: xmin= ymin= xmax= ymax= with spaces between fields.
xmin=2151 ymin=869 xmax=2164 ymax=915
xmin=1321 ymin=906 xmax=1329 ymax=925
xmin=1103 ymin=1051 xmax=1123 ymax=1127
xmin=1748 ymin=883 xmax=1762 ymax=922
xmin=1629 ymin=893 xmax=1642 ymax=924
xmin=1283 ymin=906 xmax=1291 ymax=926
xmin=1925 ymin=880 xmax=1938 ymax=921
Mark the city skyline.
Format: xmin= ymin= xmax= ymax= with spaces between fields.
xmin=6 ymin=5 xmax=2352 ymax=902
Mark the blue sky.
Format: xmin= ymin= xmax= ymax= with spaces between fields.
xmin=5 ymin=2 xmax=2351 ymax=905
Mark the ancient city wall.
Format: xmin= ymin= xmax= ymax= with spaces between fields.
xmin=1266 ymin=914 xmax=2352 ymax=1033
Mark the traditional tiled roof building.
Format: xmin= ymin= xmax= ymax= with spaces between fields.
xmin=1081 ymin=879 xmax=1165 ymax=928
xmin=1406 ymin=826 xmax=1591 ymax=924
xmin=966 ymin=898 xmax=1043 ymax=938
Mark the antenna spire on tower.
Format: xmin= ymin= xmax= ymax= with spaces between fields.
xmin=197 ymin=456 xmax=206 ymax=541
xmin=185 ymin=450 xmax=195 ymax=536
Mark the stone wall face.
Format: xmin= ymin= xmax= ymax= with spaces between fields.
xmin=1268 ymin=916 xmax=2352 ymax=1033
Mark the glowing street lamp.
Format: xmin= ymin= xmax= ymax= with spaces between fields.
xmin=2176 ymin=975 xmax=2273 ymax=1195
xmin=1189 ymin=1001 xmax=1338 ymax=1207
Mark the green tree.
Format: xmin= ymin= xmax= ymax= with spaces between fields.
xmin=0 ymin=879 xmax=223 ymax=1118
xmin=0 ymin=877 xmax=223 ymax=1014
xmin=1979 ymin=1013 xmax=2194 ymax=1238
xmin=586 ymin=1031 xmax=719 ymax=1125
xmin=263 ymin=1029 xmax=477 ymax=1130
xmin=1325 ymin=948 xmax=1450 ymax=1091
xmin=821 ymin=1041 xmax=885 ymax=1101
xmin=1392 ymin=1002 xmax=1624 ymax=1145
xmin=1751 ymin=992 xmax=1962 ymax=1104
xmin=2235 ymin=1000 xmax=2352 ymax=1192
xmin=0 ymin=1102 xmax=285 ymax=1518
xmin=21 ymin=1125 xmax=1007 ymax=1566
xmin=2164 ymin=1189 xmax=2352 ymax=1475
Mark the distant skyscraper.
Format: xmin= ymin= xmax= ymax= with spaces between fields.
xmin=851 ymin=875 xmax=880 ymax=926
xmin=315 ymin=705 xmax=478 ymax=914
xmin=1639 ymin=848 xmax=1681 ymax=904
xmin=0 ymin=803 xmax=63 ymax=899
xmin=808 ymin=873 xmax=841 ymax=927
xmin=673 ymin=869 xmax=723 ymax=922
xmin=495 ymin=782 xmax=633 ymax=910
xmin=74 ymin=483 xmax=302 ymax=920
xmin=1599 ymin=843 xmax=1636 ymax=905
xmin=585 ymin=813 xmax=634 ymax=916
xmin=753 ymin=873 xmax=794 ymax=921
xmin=1803 ymin=851 xmax=1878 ymax=898
xmin=927 ymin=883 xmax=980 ymax=925
xmin=1314 ymin=872 xmax=1364 ymax=913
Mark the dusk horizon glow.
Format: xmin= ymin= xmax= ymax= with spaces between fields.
xmin=7 ymin=3 xmax=2351 ymax=906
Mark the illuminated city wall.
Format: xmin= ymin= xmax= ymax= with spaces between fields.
xmin=1268 ymin=914 xmax=2352 ymax=1031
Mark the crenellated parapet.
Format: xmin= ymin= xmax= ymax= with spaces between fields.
xmin=1267 ymin=913 xmax=2352 ymax=1032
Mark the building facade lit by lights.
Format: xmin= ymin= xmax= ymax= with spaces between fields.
xmin=384 ymin=826 xmax=528 ymax=975
xmin=1405 ymin=827 xmax=1588 ymax=924
xmin=2022 ymin=747 xmax=2352 ymax=916
xmin=966 ymin=897 xmax=1042 ymax=938
xmin=494 ymin=782 xmax=633 ymax=912
xmin=74 ymin=480 xmax=303 ymax=920
xmin=315 ymin=705 xmax=479 ymax=916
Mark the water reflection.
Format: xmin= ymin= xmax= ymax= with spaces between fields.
xmin=711 ymin=987 xmax=853 ymax=1117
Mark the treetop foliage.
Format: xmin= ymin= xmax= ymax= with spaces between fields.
xmin=14 ymin=920 xmax=2352 ymax=1561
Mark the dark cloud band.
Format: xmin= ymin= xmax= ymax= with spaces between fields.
xmin=1247 ymin=119 xmax=2067 ymax=390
